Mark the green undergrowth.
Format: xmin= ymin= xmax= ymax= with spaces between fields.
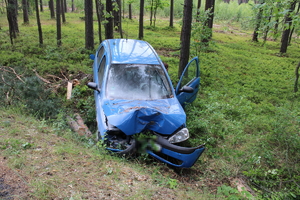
xmin=0 ymin=8 xmax=300 ymax=199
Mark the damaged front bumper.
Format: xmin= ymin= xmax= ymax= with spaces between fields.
xmin=147 ymin=136 xmax=205 ymax=168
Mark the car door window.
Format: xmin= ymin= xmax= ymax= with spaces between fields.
xmin=175 ymin=57 xmax=200 ymax=106
xmin=180 ymin=60 xmax=197 ymax=87
xmin=98 ymin=56 xmax=106 ymax=88
xmin=97 ymin=47 xmax=104 ymax=64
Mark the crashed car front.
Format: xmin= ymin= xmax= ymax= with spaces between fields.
xmin=87 ymin=39 xmax=205 ymax=168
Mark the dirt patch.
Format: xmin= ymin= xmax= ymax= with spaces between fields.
xmin=0 ymin=157 xmax=30 ymax=199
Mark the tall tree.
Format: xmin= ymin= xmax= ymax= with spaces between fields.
xmin=40 ymin=0 xmax=43 ymax=12
xmin=138 ymin=0 xmax=144 ymax=39
xmin=169 ymin=0 xmax=173 ymax=27
xmin=105 ymin=0 xmax=113 ymax=39
xmin=63 ymin=0 xmax=67 ymax=12
xmin=178 ymin=0 xmax=193 ymax=78
xmin=113 ymin=0 xmax=123 ymax=38
xmin=95 ymin=0 xmax=103 ymax=43
xmin=22 ymin=0 xmax=29 ymax=24
xmin=56 ymin=0 xmax=62 ymax=46
xmin=61 ymin=0 xmax=66 ymax=23
xmin=49 ymin=0 xmax=55 ymax=19
xmin=35 ymin=0 xmax=43 ymax=45
xmin=252 ymin=0 xmax=264 ymax=42
xmin=204 ymin=0 xmax=215 ymax=40
xmin=71 ymin=0 xmax=75 ymax=12
xmin=280 ymin=0 xmax=296 ymax=54
xmin=85 ymin=0 xmax=94 ymax=49
xmin=6 ymin=0 xmax=19 ymax=44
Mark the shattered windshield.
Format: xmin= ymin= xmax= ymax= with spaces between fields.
xmin=106 ymin=64 xmax=173 ymax=100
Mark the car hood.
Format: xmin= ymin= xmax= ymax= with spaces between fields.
xmin=102 ymin=98 xmax=186 ymax=135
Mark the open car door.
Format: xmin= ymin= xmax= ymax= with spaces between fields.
xmin=175 ymin=57 xmax=200 ymax=107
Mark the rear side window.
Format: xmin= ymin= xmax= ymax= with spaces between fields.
xmin=98 ymin=56 xmax=106 ymax=88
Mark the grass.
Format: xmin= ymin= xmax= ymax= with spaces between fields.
xmin=0 ymin=3 xmax=300 ymax=199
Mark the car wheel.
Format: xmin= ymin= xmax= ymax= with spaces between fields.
xmin=115 ymin=138 xmax=136 ymax=156
xmin=106 ymin=135 xmax=137 ymax=156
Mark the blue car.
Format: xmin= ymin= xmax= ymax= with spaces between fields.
xmin=87 ymin=39 xmax=205 ymax=168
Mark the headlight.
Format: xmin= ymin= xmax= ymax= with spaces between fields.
xmin=168 ymin=128 xmax=189 ymax=143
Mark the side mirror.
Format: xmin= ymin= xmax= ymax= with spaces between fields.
xmin=179 ymin=86 xmax=194 ymax=93
xmin=89 ymin=54 xmax=95 ymax=60
xmin=87 ymin=82 xmax=100 ymax=92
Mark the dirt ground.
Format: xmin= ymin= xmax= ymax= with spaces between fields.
xmin=0 ymin=157 xmax=30 ymax=199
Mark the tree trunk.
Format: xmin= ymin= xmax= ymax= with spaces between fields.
xmin=280 ymin=0 xmax=296 ymax=54
xmin=72 ymin=0 xmax=75 ymax=12
xmin=6 ymin=0 xmax=19 ymax=44
xmin=113 ymin=0 xmax=121 ymax=31
xmin=294 ymin=61 xmax=300 ymax=93
xmin=288 ymin=2 xmax=300 ymax=45
xmin=169 ymin=0 xmax=173 ymax=27
xmin=95 ymin=0 xmax=102 ymax=43
xmin=203 ymin=0 xmax=215 ymax=42
xmin=252 ymin=0 xmax=264 ymax=42
xmin=129 ymin=3 xmax=132 ymax=20
xmin=262 ymin=8 xmax=272 ymax=45
xmin=35 ymin=0 xmax=43 ymax=45
xmin=149 ymin=0 xmax=153 ymax=26
xmin=138 ymin=0 xmax=144 ymax=39
xmin=64 ymin=0 xmax=67 ymax=12
xmin=56 ymin=0 xmax=62 ymax=46
xmin=61 ymin=0 xmax=66 ymax=23
xmin=178 ymin=0 xmax=193 ymax=78
xmin=22 ymin=0 xmax=29 ymax=24
xmin=39 ymin=0 xmax=43 ymax=12
xmin=49 ymin=0 xmax=55 ymax=19
xmin=105 ymin=0 xmax=113 ymax=39
xmin=85 ymin=0 xmax=94 ymax=49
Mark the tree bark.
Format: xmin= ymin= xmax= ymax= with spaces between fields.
xmin=138 ymin=0 xmax=144 ymax=39
xmin=294 ymin=61 xmax=300 ymax=93
xmin=56 ymin=0 xmax=62 ymax=46
xmin=35 ymin=0 xmax=43 ymax=45
xmin=49 ymin=0 xmax=55 ymax=19
xmin=280 ymin=0 xmax=296 ymax=54
xmin=22 ymin=0 xmax=29 ymax=24
xmin=169 ymin=0 xmax=174 ymax=27
xmin=105 ymin=0 xmax=113 ymax=39
xmin=85 ymin=0 xmax=94 ymax=49
xmin=202 ymin=0 xmax=215 ymax=42
xmin=95 ymin=0 xmax=103 ymax=43
xmin=71 ymin=0 xmax=75 ymax=12
xmin=178 ymin=0 xmax=193 ymax=78
xmin=39 ymin=0 xmax=43 ymax=12
xmin=252 ymin=0 xmax=264 ymax=42
xmin=6 ymin=0 xmax=19 ymax=44
xmin=61 ymin=0 xmax=66 ymax=23
xmin=129 ymin=3 xmax=132 ymax=19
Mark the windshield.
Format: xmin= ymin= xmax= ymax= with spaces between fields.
xmin=106 ymin=64 xmax=173 ymax=100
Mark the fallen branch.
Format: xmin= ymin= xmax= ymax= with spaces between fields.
xmin=33 ymin=69 xmax=51 ymax=84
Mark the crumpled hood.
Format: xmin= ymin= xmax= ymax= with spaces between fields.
xmin=102 ymin=98 xmax=186 ymax=135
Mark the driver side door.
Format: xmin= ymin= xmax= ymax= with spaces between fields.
xmin=175 ymin=57 xmax=200 ymax=107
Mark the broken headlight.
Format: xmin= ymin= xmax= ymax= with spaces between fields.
xmin=168 ymin=128 xmax=189 ymax=144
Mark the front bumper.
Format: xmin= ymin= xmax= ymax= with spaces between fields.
xmin=147 ymin=136 xmax=205 ymax=168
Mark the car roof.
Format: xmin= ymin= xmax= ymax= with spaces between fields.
xmin=105 ymin=39 xmax=161 ymax=65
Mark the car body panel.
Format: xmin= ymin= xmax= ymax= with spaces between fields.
xmin=102 ymin=98 xmax=186 ymax=136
